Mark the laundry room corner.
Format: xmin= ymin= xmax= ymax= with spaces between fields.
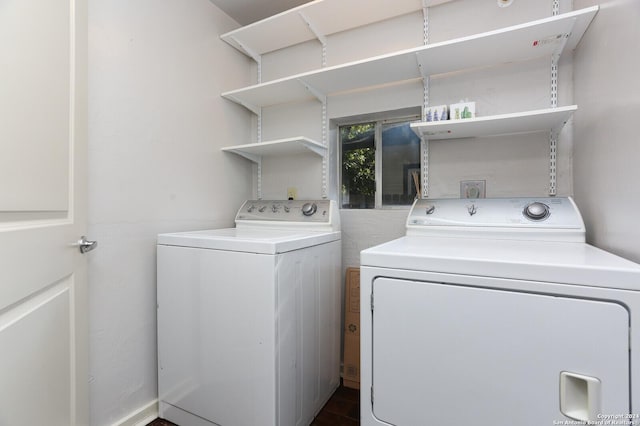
xmin=572 ymin=0 xmax=640 ymax=263
xmin=87 ymin=0 xmax=253 ymax=424
xmin=340 ymin=209 xmax=407 ymax=273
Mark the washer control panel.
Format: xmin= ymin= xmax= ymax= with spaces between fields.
xmin=236 ymin=200 xmax=332 ymax=223
xmin=406 ymin=197 xmax=585 ymax=241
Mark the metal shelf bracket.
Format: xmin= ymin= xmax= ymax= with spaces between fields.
xmin=298 ymin=79 xmax=327 ymax=103
xmin=299 ymin=12 xmax=328 ymax=67
xmin=228 ymin=36 xmax=262 ymax=65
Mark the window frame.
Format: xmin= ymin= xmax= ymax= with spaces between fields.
xmin=338 ymin=113 xmax=421 ymax=210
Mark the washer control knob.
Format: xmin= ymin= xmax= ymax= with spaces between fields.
xmin=301 ymin=202 xmax=317 ymax=216
xmin=523 ymin=202 xmax=550 ymax=221
xmin=258 ymin=206 xmax=266 ymax=213
xmin=425 ymin=205 xmax=435 ymax=215
xmin=284 ymin=206 xmax=290 ymax=213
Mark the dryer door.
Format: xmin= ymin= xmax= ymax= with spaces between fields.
xmin=371 ymin=278 xmax=630 ymax=425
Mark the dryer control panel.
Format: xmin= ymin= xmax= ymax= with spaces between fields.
xmin=406 ymin=197 xmax=585 ymax=242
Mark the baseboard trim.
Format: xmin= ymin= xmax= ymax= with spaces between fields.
xmin=111 ymin=399 xmax=159 ymax=426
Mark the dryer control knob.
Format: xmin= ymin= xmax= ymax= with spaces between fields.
xmin=301 ymin=202 xmax=317 ymax=216
xmin=523 ymin=202 xmax=550 ymax=221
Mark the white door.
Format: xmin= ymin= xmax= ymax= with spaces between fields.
xmin=372 ymin=278 xmax=630 ymax=425
xmin=0 ymin=0 xmax=89 ymax=425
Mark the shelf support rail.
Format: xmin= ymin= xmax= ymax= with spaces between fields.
xmin=550 ymin=19 xmax=572 ymax=106
xmin=549 ymin=129 xmax=558 ymax=196
xmin=321 ymin=100 xmax=328 ymax=198
xmin=420 ymin=3 xmax=430 ymax=122
xmin=296 ymin=79 xmax=329 ymax=198
xmin=257 ymin=158 xmax=263 ymax=200
xmin=416 ymin=54 xmax=430 ymax=120
xmin=299 ymin=12 xmax=328 ymax=67
xmin=227 ymin=36 xmax=265 ymax=199
xmin=296 ymin=14 xmax=328 ymax=196
xmin=257 ymin=108 xmax=263 ymax=144
xmin=549 ymin=51 xmax=558 ymax=196
xmin=549 ymin=52 xmax=559 ymax=197
xmin=422 ymin=0 xmax=430 ymax=45
xmin=421 ymin=137 xmax=430 ymax=199
xmin=419 ymin=3 xmax=430 ymax=198
xmin=225 ymin=148 xmax=263 ymax=198
xmin=417 ymin=58 xmax=430 ymax=198
xmin=547 ymin=1 xmax=566 ymax=197
xmin=255 ymin=91 xmax=262 ymax=199
xmin=229 ymin=36 xmax=263 ymax=82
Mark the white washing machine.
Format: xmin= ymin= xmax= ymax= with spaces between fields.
xmin=157 ymin=200 xmax=341 ymax=426
xmin=361 ymin=197 xmax=640 ymax=426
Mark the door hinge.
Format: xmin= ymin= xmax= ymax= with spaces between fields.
xmin=371 ymin=386 xmax=374 ymax=405
xmin=370 ymin=293 xmax=374 ymax=311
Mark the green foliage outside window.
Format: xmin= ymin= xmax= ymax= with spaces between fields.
xmin=341 ymin=123 xmax=375 ymax=208
xmin=343 ymin=148 xmax=375 ymax=196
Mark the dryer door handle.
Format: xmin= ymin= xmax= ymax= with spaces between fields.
xmin=559 ymin=371 xmax=601 ymax=422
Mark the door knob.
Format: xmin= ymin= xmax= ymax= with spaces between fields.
xmin=76 ymin=236 xmax=98 ymax=253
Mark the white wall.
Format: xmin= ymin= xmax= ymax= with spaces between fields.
xmin=573 ymin=0 xmax=640 ymax=263
xmin=257 ymin=0 xmax=575 ymax=267
xmin=88 ymin=1 xmax=252 ymax=424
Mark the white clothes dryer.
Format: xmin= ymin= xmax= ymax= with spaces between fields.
xmin=157 ymin=200 xmax=341 ymax=426
xmin=360 ymin=197 xmax=640 ymax=426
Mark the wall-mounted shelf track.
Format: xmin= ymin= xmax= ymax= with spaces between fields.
xmin=220 ymin=0 xmax=454 ymax=57
xmin=410 ymin=105 xmax=577 ymax=140
xmin=222 ymin=7 xmax=597 ymax=112
xmin=219 ymin=2 xmax=598 ymax=201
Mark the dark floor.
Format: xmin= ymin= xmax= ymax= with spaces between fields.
xmin=310 ymin=384 xmax=359 ymax=426
xmin=147 ymin=382 xmax=360 ymax=426
xmin=146 ymin=420 xmax=177 ymax=426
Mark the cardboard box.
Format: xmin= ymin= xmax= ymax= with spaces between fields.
xmin=424 ymin=104 xmax=449 ymax=122
xmin=449 ymin=101 xmax=476 ymax=120
xmin=343 ymin=267 xmax=360 ymax=389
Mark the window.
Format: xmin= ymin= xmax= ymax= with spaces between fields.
xmin=340 ymin=116 xmax=421 ymax=209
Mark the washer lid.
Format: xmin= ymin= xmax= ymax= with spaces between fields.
xmin=157 ymin=228 xmax=340 ymax=254
xmin=361 ymin=235 xmax=640 ymax=291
